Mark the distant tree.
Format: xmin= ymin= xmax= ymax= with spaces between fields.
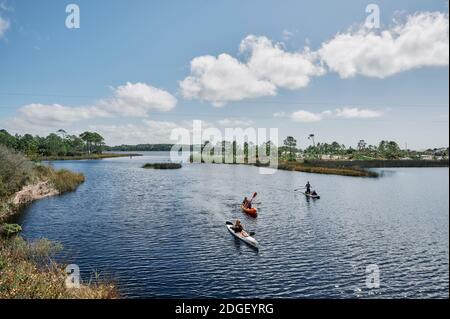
xmin=90 ymin=132 xmax=105 ymax=154
xmin=0 ymin=129 xmax=17 ymax=149
xmin=80 ymin=132 xmax=95 ymax=154
xmin=357 ymin=140 xmax=367 ymax=151
xmin=43 ymin=133 xmax=66 ymax=156
xmin=283 ymin=136 xmax=297 ymax=161
xmin=57 ymin=129 xmax=67 ymax=139
xmin=18 ymin=134 xmax=38 ymax=157
xmin=378 ymin=140 xmax=403 ymax=159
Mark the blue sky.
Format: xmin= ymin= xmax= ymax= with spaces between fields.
xmin=0 ymin=0 xmax=448 ymax=149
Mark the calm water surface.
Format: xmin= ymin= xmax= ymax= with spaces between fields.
xmin=14 ymin=152 xmax=449 ymax=298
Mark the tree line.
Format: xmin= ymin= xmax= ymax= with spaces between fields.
xmin=0 ymin=129 xmax=105 ymax=158
xmin=280 ymin=136 xmax=449 ymax=161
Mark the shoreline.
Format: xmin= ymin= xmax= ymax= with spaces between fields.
xmin=190 ymin=155 xmax=379 ymax=177
xmin=34 ymin=153 xmax=142 ymax=161
xmin=275 ymin=161 xmax=378 ymax=177
xmin=0 ymin=181 xmax=59 ymax=223
xmin=304 ymin=159 xmax=449 ymax=169
xmin=0 ymin=154 xmax=118 ymax=298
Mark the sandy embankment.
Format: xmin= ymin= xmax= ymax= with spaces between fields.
xmin=1 ymin=181 xmax=59 ymax=222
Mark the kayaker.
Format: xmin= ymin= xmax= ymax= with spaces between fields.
xmin=242 ymin=197 xmax=252 ymax=209
xmin=232 ymin=219 xmax=244 ymax=233
xmin=305 ymin=181 xmax=312 ymax=194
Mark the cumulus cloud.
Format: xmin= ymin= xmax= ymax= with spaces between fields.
xmin=89 ymin=119 xmax=216 ymax=145
xmin=180 ymin=35 xmax=325 ymax=106
xmin=291 ymin=110 xmax=330 ymax=123
xmin=240 ymin=35 xmax=325 ymax=90
xmin=179 ymin=54 xmax=276 ymax=107
xmin=11 ymin=83 xmax=177 ymax=128
xmin=286 ymin=108 xmax=383 ymax=122
xmin=89 ymin=119 xmax=181 ymax=145
xmin=335 ymin=107 xmax=384 ymax=118
xmin=180 ymin=11 xmax=448 ymax=106
xmin=17 ymin=104 xmax=109 ymax=127
xmin=319 ymin=11 xmax=449 ymax=78
xmin=103 ymin=82 xmax=177 ymax=116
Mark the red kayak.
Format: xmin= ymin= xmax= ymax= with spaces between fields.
xmin=241 ymin=205 xmax=257 ymax=218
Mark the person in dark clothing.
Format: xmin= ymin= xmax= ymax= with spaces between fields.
xmin=305 ymin=181 xmax=311 ymax=194
xmin=232 ymin=219 xmax=244 ymax=233
xmin=242 ymin=197 xmax=252 ymax=209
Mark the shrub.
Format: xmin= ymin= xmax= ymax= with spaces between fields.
xmin=0 ymin=145 xmax=36 ymax=197
xmin=35 ymin=165 xmax=85 ymax=193
xmin=142 ymin=163 xmax=182 ymax=169
xmin=0 ymin=237 xmax=118 ymax=299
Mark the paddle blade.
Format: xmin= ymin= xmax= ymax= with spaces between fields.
xmin=252 ymin=192 xmax=257 ymax=199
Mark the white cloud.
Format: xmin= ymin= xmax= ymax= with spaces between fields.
xmin=286 ymin=108 xmax=383 ymax=122
xmin=179 ymin=54 xmax=276 ymax=107
xmin=89 ymin=120 xmax=181 ymax=145
xmin=89 ymin=119 xmax=216 ymax=145
xmin=335 ymin=107 xmax=384 ymax=119
xmin=180 ymin=11 xmax=448 ymax=105
xmin=0 ymin=15 xmax=9 ymax=38
xmin=273 ymin=111 xmax=288 ymax=118
xmin=104 ymin=82 xmax=177 ymax=116
xmin=291 ymin=110 xmax=326 ymax=123
xmin=319 ymin=12 xmax=449 ymax=78
xmin=9 ymin=83 xmax=177 ymax=128
xmin=17 ymin=103 xmax=109 ymax=127
xmin=240 ymin=35 xmax=325 ymax=90
xmin=217 ymin=118 xmax=254 ymax=127
xmin=179 ymin=35 xmax=325 ymax=106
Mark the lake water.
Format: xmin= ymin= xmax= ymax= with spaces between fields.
xmin=14 ymin=152 xmax=449 ymax=298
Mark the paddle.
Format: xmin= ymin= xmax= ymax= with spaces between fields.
xmin=248 ymin=192 xmax=257 ymax=206
xmin=294 ymin=187 xmax=307 ymax=192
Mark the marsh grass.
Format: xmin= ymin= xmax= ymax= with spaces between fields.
xmin=0 ymin=237 xmax=119 ymax=299
xmin=142 ymin=163 xmax=182 ymax=169
xmin=0 ymin=145 xmax=117 ymax=299
xmin=278 ymin=161 xmax=378 ymax=177
xmin=35 ymin=165 xmax=85 ymax=193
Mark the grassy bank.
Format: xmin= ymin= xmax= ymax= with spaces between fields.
xmin=276 ymin=161 xmax=378 ymax=177
xmin=190 ymin=154 xmax=377 ymax=177
xmin=35 ymin=153 xmax=142 ymax=161
xmin=304 ymin=159 xmax=449 ymax=168
xmin=0 ymin=145 xmax=118 ymax=298
xmin=0 ymin=237 xmax=118 ymax=298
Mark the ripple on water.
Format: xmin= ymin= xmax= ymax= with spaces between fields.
xmin=14 ymin=155 xmax=450 ymax=298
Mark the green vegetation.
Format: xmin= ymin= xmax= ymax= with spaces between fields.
xmin=0 ymin=223 xmax=22 ymax=237
xmin=0 ymin=145 xmax=116 ymax=298
xmin=0 ymin=129 xmax=105 ymax=159
xmin=38 ymin=153 xmax=141 ymax=161
xmin=0 ymin=145 xmax=85 ymax=214
xmin=105 ymin=144 xmax=176 ymax=152
xmin=0 ymin=237 xmax=118 ymax=299
xmin=277 ymin=161 xmax=378 ymax=177
xmin=142 ymin=163 xmax=182 ymax=169
xmin=298 ymin=139 xmax=449 ymax=161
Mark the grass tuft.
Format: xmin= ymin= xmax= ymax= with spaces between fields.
xmin=0 ymin=237 xmax=119 ymax=299
xmin=35 ymin=165 xmax=85 ymax=193
xmin=142 ymin=163 xmax=182 ymax=169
